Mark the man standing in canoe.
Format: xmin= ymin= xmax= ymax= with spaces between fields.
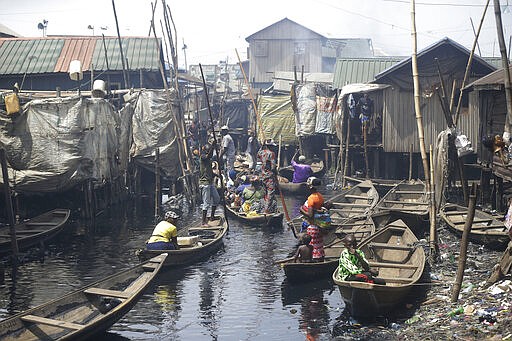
xmin=291 ymin=148 xmax=313 ymax=183
xmin=257 ymin=138 xmax=278 ymax=213
xmin=219 ymin=125 xmax=236 ymax=176
xmin=146 ymin=211 xmax=180 ymax=250
xmin=200 ymin=142 xmax=221 ymax=226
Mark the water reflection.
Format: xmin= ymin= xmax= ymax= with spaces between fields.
xmin=0 ymin=186 xmax=349 ymax=340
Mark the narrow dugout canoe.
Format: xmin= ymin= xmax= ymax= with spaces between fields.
xmin=225 ymin=206 xmax=283 ymax=227
xmin=279 ymin=216 xmax=376 ymax=283
xmin=0 ymin=253 xmax=167 ymax=340
xmin=136 ymin=216 xmax=228 ymax=266
xmin=328 ymin=180 xmax=380 ymax=220
xmin=277 ymin=180 xmax=309 ymax=197
xmin=332 ymin=219 xmax=426 ymax=318
xmin=440 ymin=203 xmax=510 ymax=250
xmin=375 ymin=180 xmax=429 ymax=219
xmin=0 ymin=209 xmax=71 ymax=256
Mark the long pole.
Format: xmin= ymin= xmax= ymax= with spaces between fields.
xmin=150 ymin=13 xmax=192 ymax=204
xmin=412 ymin=0 xmax=434 ymax=259
xmin=111 ymin=0 xmax=128 ymax=89
xmin=455 ymin=0 xmax=490 ymax=126
xmin=493 ymin=0 xmax=512 ymax=136
xmin=199 ymin=64 xmax=230 ymax=229
xmin=235 ymin=49 xmax=265 ymax=142
xmin=342 ymin=115 xmax=351 ymax=187
xmin=275 ymin=136 xmax=294 ymax=236
xmin=451 ymin=186 xmax=476 ymax=302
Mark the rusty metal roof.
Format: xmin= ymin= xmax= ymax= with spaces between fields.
xmin=0 ymin=36 xmax=162 ymax=75
xmin=332 ymin=57 xmax=403 ymax=89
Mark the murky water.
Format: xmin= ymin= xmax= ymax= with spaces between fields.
xmin=0 ymin=193 xmax=347 ymax=340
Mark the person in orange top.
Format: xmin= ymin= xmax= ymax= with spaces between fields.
xmin=300 ymin=177 xmax=327 ymax=262
xmin=300 ymin=177 xmax=324 ymax=218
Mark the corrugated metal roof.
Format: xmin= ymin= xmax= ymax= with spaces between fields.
xmin=375 ymin=37 xmax=496 ymax=80
xmin=0 ymin=36 xmax=162 ymax=75
xmin=464 ymin=64 xmax=512 ymax=90
xmin=332 ymin=57 xmax=403 ymax=89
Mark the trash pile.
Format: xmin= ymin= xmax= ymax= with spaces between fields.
xmin=394 ymin=222 xmax=512 ymax=340
xmin=332 ymin=220 xmax=512 ymax=340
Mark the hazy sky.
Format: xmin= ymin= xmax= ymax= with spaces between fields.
xmin=0 ymin=0 xmax=511 ymax=68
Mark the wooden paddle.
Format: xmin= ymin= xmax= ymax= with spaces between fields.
xmin=199 ymin=64 xmax=230 ymax=230
xmin=275 ymin=136 xmax=295 ymax=238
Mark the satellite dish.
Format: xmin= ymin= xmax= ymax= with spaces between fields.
xmin=87 ymin=25 xmax=94 ymax=30
xmin=37 ymin=23 xmax=44 ymax=30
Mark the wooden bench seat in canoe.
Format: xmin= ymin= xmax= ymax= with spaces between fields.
xmin=142 ymin=262 xmax=159 ymax=271
xmin=368 ymin=242 xmax=413 ymax=251
xmin=384 ymin=206 xmax=429 ymax=212
xmin=469 ymin=224 xmax=506 ymax=230
xmin=332 ymin=203 xmax=371 ymax=207
xmin=383 ymin=200 xmax=429 ymax=205
xmin=377 ymin=276 xmax=415 ymax=283
xmin=0 ymin=230 xmax=49 ymax=237
xmin=21 ymin=315 xmax=84 ymax=330
xmin=83 ymin=287 xmax=132 ymax=299
xmin=452 ymin=218 xmax=493 ymax=224
xmin=188 ymin=227 xmax=224 ymax=231
xmin=343 ymin=194 xmax=371 ymax=199
xmin=25 ymin=222 xmax=60 ymax=226
xmin=368 ymin=262 xmax=418 ymax=269
xmin=393 ymin=190 xmax=425 ymax=194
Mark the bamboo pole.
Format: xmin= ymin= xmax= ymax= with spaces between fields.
xmin=363 ymin=122 xmax=369 ymax=179
xmin=111 ymin=0 xmax=128 ymax=89
xmin=429 ymin=145 xmax=438 ymax=260
xmin=199 ymin=64 xmax=230 ymax=229
xmin=409 ymin=144 xmax=413 ymax=181
xmin=493 ymin=0 xmax=512 ymax=136
xmin=412 ymin=0 xmax=434 ymax=258
xmin=0 ymin=149 xmax=18 ymax=258
xmin=342 ymin=116 xmax=351 ymax=187
xmin=454 ymin=0 xmax=490 ymax=126
xmin=154 ymin=148 xmax=161 ymax=220
xmin=149 ymin=10 xmax=192 ymax=204
xmin=235 ymin=49 xmax=266 ymax=142
xmin=411 ymin=0 xmax=430 ymax=187
xmin=451 ymin=186 xmax=476 ymax=302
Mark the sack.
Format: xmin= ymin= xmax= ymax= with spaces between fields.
xmin=4 ymin=93 xmax=20 ymax=114
xmin=313 ymin=212 xmax=331 ymax=228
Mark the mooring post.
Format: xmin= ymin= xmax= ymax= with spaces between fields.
xmin=451 ymin=184 xmax=476 ymax=302
xmin=0 ymin=148 xmax=18 ymax=259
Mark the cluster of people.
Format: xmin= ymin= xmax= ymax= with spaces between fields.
xmin=291 ymin=176 xmax=386 ymax=285
xmin=223 ymin=135 xmax=279 ymax=216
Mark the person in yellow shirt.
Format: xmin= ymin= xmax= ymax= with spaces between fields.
xmin=146 ymin=211 xmax=180 ymax=250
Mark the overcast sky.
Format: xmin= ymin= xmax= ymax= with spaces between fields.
xmin=0 ymin=0 xmax=511 ymax=68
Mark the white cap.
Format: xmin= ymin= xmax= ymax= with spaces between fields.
xmin=298 ymin=155 xmax=306 ymax=162
xmin=221 ymin=125 xmax=229 ymax=130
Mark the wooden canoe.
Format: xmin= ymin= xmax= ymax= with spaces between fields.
xmin=280 ymin=216 xmax=375 ymax=283
xmin=278 ymin=160 xmax=325 ymax=182
xmin=0 ymin=209 xmax=71 ymax=256
xmin=137 ymin=216 xmax=228 ymax=267
xmin=225 ymin=206 xmax=283 ymax=227
xmin=0 ymin=253 xmax=167 ymax=340
xmin=375 ymin=180 xmax=429 ymax=218
xmin=277 ymin=180 xmax=309 ymax=197
xmin=328 ymin=180 xmax=380 ymax=220
xmin=440 ymin=203 xmax=510 ymax=250
xmin=332 ymin=219 xmax=426 ymax=318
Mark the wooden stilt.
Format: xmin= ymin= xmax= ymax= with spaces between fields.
xmin=451 ymin=187 xmax=476 ymax=302
xmin=363 ymin=122 xmax=369 ymax=179
xmin=342 ymin=118 xmax=351 ymax=187
xmin=409 ymin=144 xmax=413 ymax=181
xmin=154 ymin=148 xmax=161 ymax=219
xmin=0 ymin=149 xmax=18 ymax=258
